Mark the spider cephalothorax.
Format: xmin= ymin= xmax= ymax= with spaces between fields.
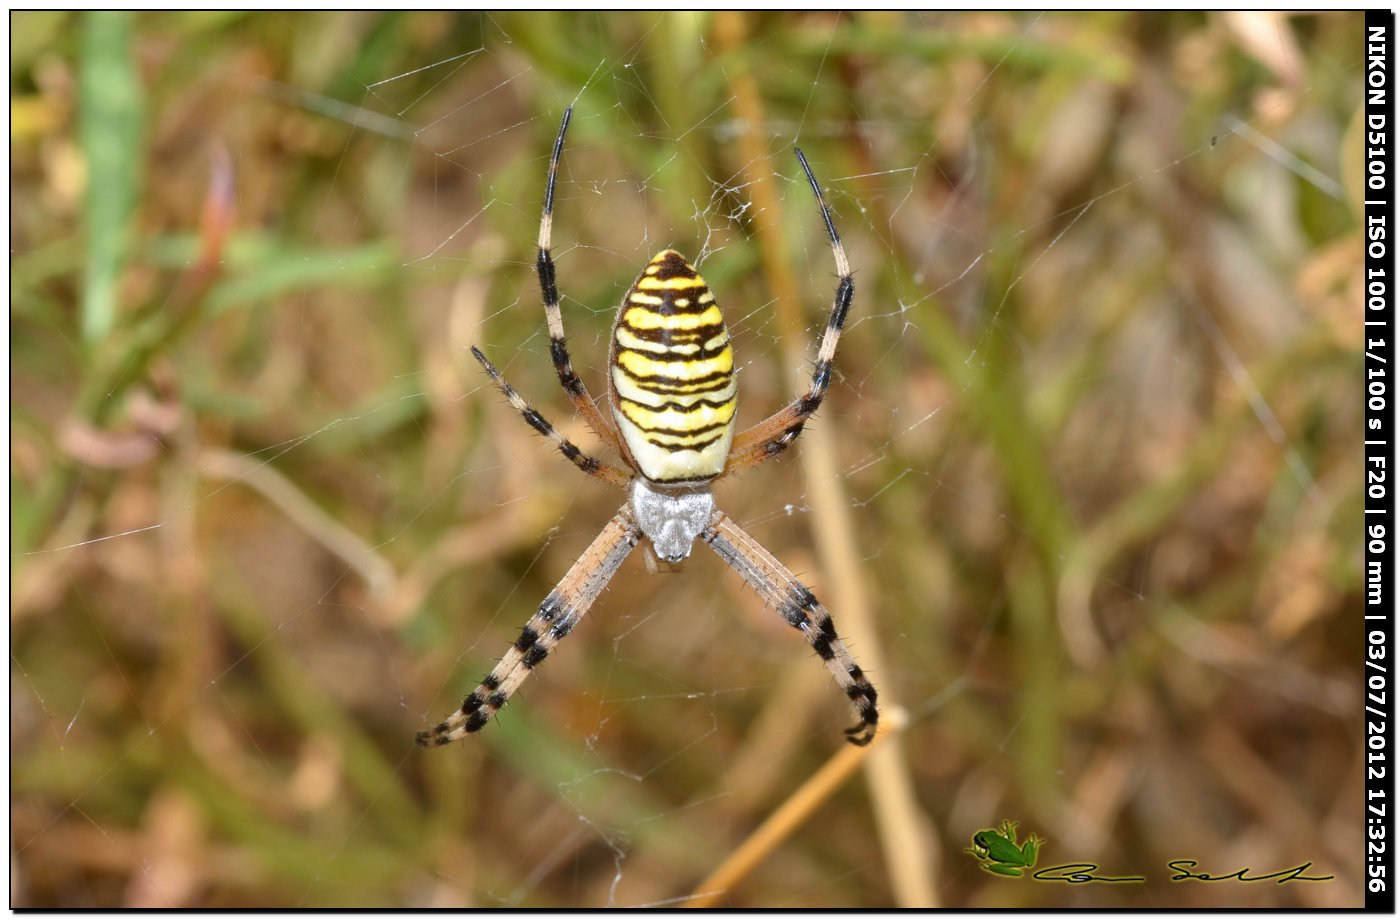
xmin=417 ymin=108 xmax=877 ymax=748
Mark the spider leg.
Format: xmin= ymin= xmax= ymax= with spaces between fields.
xmin=417 ymin=509 xmax=640 ymax=746
xmin=701 ymin=511 xmax=878 ymax=745
xmin=721 ymin=147 xmax=853 ymax=479
xmin=537 ymin=107 xmax=627 ymax=453
xmin=471 ymin=346 xmax=632 ymax=488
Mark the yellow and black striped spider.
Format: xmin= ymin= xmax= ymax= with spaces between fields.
xmin=417 ymin=108 xmax=878 ymax=748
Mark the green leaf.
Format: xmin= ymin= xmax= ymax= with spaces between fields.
xmin=79 ymin=11 xmax=143 ymax=344
xmin=205 ymin=239 xmax=400 ymax=313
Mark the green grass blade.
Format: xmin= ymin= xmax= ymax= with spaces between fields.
xmin=79 ymin=10 xmax=143 ymax=344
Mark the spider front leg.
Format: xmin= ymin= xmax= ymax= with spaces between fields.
xmin=722 ymin=147 xmax=854 ymax=478
xmin=701 ymin=511 xmax=878 ymax=745
xmin=470 ymin=346 xmax=632 ymax=488
xmin=535 ymin=106 xmax=628 ymax=453
xmin=418 ymin=510 xmax=640 ymax=746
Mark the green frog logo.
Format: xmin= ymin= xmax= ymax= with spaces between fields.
xmin=965 ymin=820 xmax=1044 ymax=877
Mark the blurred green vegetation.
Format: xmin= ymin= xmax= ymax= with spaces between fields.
xmin=11 ymin=10 xmax=1365 ymax=907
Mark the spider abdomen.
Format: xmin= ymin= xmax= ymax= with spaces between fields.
xmin=609 ymin=250 xmax=737 ymax=483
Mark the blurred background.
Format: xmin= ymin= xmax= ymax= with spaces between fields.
xmin=11 ymin=11 xmax=1366 ymax=907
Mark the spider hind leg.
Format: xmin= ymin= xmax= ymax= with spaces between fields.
xmin=417 ymin=511 xmax=640 ymax=746
xmin=701 ymin=512 xmax=879 ymax=746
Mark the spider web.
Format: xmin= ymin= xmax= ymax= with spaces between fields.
xmin=10 ymin=10 xmax=1367 ymax=908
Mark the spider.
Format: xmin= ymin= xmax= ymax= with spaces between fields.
xmin=417 ymin=108 xmax=878 ymax=748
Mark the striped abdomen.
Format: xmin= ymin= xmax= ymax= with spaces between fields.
xmin=609 ymin=250 xmax=736 ymax=483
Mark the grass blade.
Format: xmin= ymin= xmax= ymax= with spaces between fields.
xmin=79 ymin=10 xmax=143 ymax=343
